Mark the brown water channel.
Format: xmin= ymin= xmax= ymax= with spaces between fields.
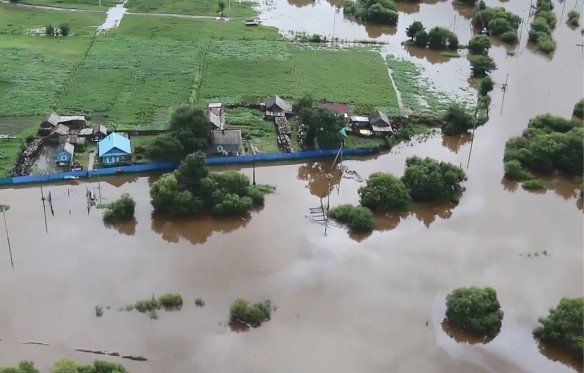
xmin=1 ymin=0 xmax=583 ymax=372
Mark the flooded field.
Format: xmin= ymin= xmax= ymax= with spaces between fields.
xmin=0 ymin=0 xmax=583 ymax=372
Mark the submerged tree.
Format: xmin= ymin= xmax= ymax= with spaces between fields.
xmin=103 ymin=193 xmax=135 ymax=223
xmin=468 ymin=55 xmax=497 ymax=78
xmin=442 ymin=104 xmax=476 ymax=135
xmin=533 ymin=297 xmax=584 ymax=361
xmin=329 ymin=204 xmax=375 ymax=232
xmin=467 ymin=35 xmax=491 ymax=55
xmin=445 ymin=287 xmax=504 ymax=340
xmin=406 ymin=21 xmax=425 ymax=40
xmin=359 ymin=172 xmax=410 ymax=211
xmin=401 ymin=156 xmax=467 ymax=203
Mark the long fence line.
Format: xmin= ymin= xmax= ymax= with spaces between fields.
xmin=0 ymin=148 xmax=376 ymax=186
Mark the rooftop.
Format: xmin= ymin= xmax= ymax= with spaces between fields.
xmin=98 ymin=132 xmax=132 ymax=155
xmin=265 ymin=95 xmax=292 ymax=112
xmin=319 ymin=102 xmax=350 ymax=114
xmin=57 ymin=142 xmax=74 ymax=155
xmin=211 ymin=130 xmax=242 ymax=145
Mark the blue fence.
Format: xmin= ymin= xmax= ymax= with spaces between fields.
xmin=2 ymin=148 xmax=375 ymax=186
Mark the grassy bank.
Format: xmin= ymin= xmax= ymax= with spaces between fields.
xmin=126 ymin=0 xmax=257 ymax=17
xmin=201 ymin=42 xmax=398 ymax=109
xmin=0 ymin=140 xmax=24 ymax=177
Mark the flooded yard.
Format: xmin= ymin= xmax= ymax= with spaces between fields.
xmin=0 ymin=0 xmax=583 ymax=372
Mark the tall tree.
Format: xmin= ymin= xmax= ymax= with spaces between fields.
xmin=301 ymin=108 xmax=344 ymax=149
xmin=169 ymin=104 xmax=211 ymax=154
xmin=406 ymin=21 xmax=425 ymax=40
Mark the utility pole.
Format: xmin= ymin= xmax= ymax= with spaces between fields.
xmin=40 ymin=185 xmax=48 ymax=233
xmin=500 ymin=73 xmax=509 ymax=115
xmin=2 ymin=204 xmax=14 ymax=269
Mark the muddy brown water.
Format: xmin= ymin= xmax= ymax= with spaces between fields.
xmin=1 ymin=0 xmax=583 ymax=372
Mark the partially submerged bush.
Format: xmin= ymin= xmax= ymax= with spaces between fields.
xmin=533 ymin=297 xmax=584 ymax=361
xmin=195 ymin=297 xmax=205 ymax=307
xmin=522 ymin=179 xmax=545 ymax=190
xmin=567 ymin=10 xmax=580 ymax=27
xmin=229 ymin=299 xmax=272 ymax=327
xmin=359 ymin=172 xmax=410 ymax=211
xmin=103 ymin=193 xmax=135 ymax=223
xmin=445 ymin=287 xmax=504 ymax=340
xmin=134 ymin=295 xmax=161 ymax=313
xmin=52 ymin=358 xmax=128 ymax=373
xmin=401 ymin=156 xmax=467 ymax=203
xmin=329 ymin=204 xmax=375 ymax=233
xmin=158 ymin=293 xmax=183 ymax=310
xmin=442 ymin=104 xmax=476 ymax=135
xmin=503 ymin=160 xmax=532 ymax=181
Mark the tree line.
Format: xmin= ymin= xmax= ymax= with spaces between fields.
xmin=343 ymin=0 xmax=399 ymax=26
xmin=0 ymin=359 xmax=128 ymax=373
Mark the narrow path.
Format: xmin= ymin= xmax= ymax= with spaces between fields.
xmin=386 ymin=66 xmax=405 ymax=115
xmin=88 ymin=152 xmax=95 ymax=171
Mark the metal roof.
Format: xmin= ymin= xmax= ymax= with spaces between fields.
xmin=50 ymin=124 xmax=70 ymax=136
xmin=210 ymin=130 xmax=242 ymax=145
xmin=369 ymin=110 xmax=390 ymax=126
xmin=98 ymin=132 xmax=132 ymax=155
xmin=57 ymin=142 xmax=74 ymax=155
xmin=265 ymin=95 xmax=292 ymax=112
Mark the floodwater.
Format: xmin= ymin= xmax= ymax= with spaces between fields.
xmin=1 ymin=0 xmax=583 ymax=372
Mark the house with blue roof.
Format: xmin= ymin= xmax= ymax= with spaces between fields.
xmin=55 ymin=142 xmax=74 ymax=165
xmin=98 ymin=132 xmax=132 ymax=166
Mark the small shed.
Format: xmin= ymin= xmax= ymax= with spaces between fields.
xmin=369 ymin=110 xmax=393 ymax=136
xmin=98 ymin=132 xmax=132 ymax=166
xmin=79 ymin=128 xmax=94 ymax=137
xmin=92 ymin=125 xmax=108 ymax=142
xmin=58 ymin=115 xmax=86 ymax=129
xmin=47 ymin=124 xmax=70 ymax=143
xmin=68 ymin=135 xmax=86 ymax=145
xmin=55 ymin=142 xmax=74 ymax=164
xmin=208 ymin=103 xmax=225 ymax=130
xmin=39 ymin=112 xmax=60 ymax=135
xmin=264 ymin=95 xmax=293 ymax=118
xmin=350 ymin=115 xmax=370 ymax=128
xmin=210 ymin=130 xmax=242 ymax=155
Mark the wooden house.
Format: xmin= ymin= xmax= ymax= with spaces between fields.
xmin=55 ymin=142 xmax=74 ymax=165
xmin=207 ymin=103 xmax=225 ymax=130
xmin=58 ymin=115 xmax=86 ymax=130
xmin=209 ymin=129 xmax=242 ymax=155
xmin=98 ymin=132 xmax=132 ymax=166
xmin=39 ymin=112 xmax=60 ymax=136
xmin=263 ymin=95 xmax=293 ymax=118
xmin=369 ymin=110 xmax=393 ymax=136
xmin=47 ymin=124 xmax=70 ymax=143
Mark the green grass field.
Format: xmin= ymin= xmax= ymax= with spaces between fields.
xmin=58 ymin=35 xmax=204 ymax=129
xmin=200 ymin=42 xmax=398 ymax=109
xmin=0 ymin=6 xmax=105 ymax=35
xmin=19 ymin=0 xmax=117 ymax=10
xmin=114 ymin=14 xmax=279 ymax=39
xmin=0 ymin=35 xmax=93 ymax=117
xmin=126 ymin=0 xmax=257 ymax=17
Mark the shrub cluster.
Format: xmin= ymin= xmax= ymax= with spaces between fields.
xmin=328 ymin=204 xmax=375 ymax=233
xmin=533 ymin=297 xmax=584 ymax=361
xmin=567 ymin=10 xmax=580 ymax=27
xmin=150 ymin=152 xmax=273 ymax=216
xmin=445 ymin=287 xmax=504 ymax=339
xmin=405 ymin=22 xmax=459 ymax=50
xmin=343 ymin=0 xmax=399 ymax=25
xmin=45 ymin=23 xmax=70 ymax=37
xmin=472 ymin=2 xmax=521 ymax=43
xmin=103 ymin=193 xmax=135 ymax=224
xmin=528 ymin=0 xmax=557 ymax=54
xmin=229 ymin=299 xmax=272 ymax=327
xmin=134 ymin=293 xmax=183 ymax=313
xmin=1 ymin=358 xmax=129 ymax=373
xmin=503 ymin=113 xmax=583 ymax=180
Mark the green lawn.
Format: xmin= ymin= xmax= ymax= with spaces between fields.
xmin=126 ymin=0 xmax=257 ymax=17
xmin=200 ymin=42 xmax=398 ymax=110
xmin=113 ymin=14 xmax=280 ymax=39
xmin=20 ymin=0 xmax=117 ymax=10
xmin=226 ymin=108 xmax=278 ymax=153
xmin=58 ymin=36 xmax=204 ymax=129
xmin=0 ymin=6 xmax=105 ymax=35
